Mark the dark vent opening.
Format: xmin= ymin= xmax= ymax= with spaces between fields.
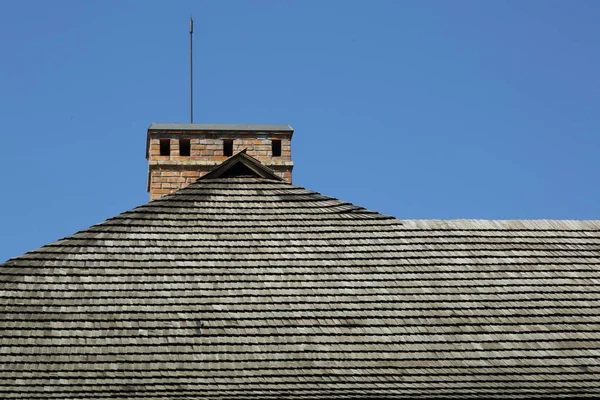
xmin=272 ymin=139 xmax=282 ymax=157
xmin=180 ymin=138 xmax=191 ymax=156
xmin=159 ymin=139 xmax=170 ymax=156
xmin=221 ymin=162 xmax=258 ymax=179
xmin=223 ymin=139 xmax=233 ymax=157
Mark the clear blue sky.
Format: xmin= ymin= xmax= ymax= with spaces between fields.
xmin=1 ymin=1 xmax=600 ymax=262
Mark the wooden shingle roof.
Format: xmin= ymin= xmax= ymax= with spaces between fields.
xmin=1 ymin=169 xmax=600 ymax=398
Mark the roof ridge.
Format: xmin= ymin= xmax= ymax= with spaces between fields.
xmin=400 ymin=219 xmax=600 ymax=230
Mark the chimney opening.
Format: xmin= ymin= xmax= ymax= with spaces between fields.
xmin=223 ymin=139 xmax=233 ymax=157
xmin=180 ymin=138 xmax=191 ymax=156
xmin=159 ymin=139 xmax=170 ymax=156
xmin=272 ymin=139 xmax=282 ymax=157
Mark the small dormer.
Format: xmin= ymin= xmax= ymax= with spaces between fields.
xmin=145 ymin=123 xmax=294 ymax=200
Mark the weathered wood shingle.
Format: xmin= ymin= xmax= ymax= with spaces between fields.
xmin=1 ymin=176 xmax=600 ymax=399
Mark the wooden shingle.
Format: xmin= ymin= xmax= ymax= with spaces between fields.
xmin=1 ymin=173 xmax=600 ymax=399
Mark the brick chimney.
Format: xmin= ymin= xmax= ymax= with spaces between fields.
xmin=146 ymin=123 xmax=293 ymax=200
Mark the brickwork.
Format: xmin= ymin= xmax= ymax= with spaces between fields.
xmin=146 ymin=126 xmax=293 ymax=200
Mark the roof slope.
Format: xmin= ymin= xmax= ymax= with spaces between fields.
xmin=1 ymin=177 xmax=600 ymax=399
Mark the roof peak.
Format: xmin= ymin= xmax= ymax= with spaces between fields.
xmin=198 ymin=149 xmax=285 ymax=182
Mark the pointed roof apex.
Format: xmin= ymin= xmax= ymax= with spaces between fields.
xmin=199 ymin=149 xmax=285 ymax=181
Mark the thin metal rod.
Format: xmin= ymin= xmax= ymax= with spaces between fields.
xmin=189 ymin=16 xmax=194 ymax=123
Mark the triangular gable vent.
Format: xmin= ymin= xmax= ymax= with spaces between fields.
xmin=199 ymin=149 xmax=285 ymax=181
xmin=220 ymin=162 xmax=261 ymax=179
